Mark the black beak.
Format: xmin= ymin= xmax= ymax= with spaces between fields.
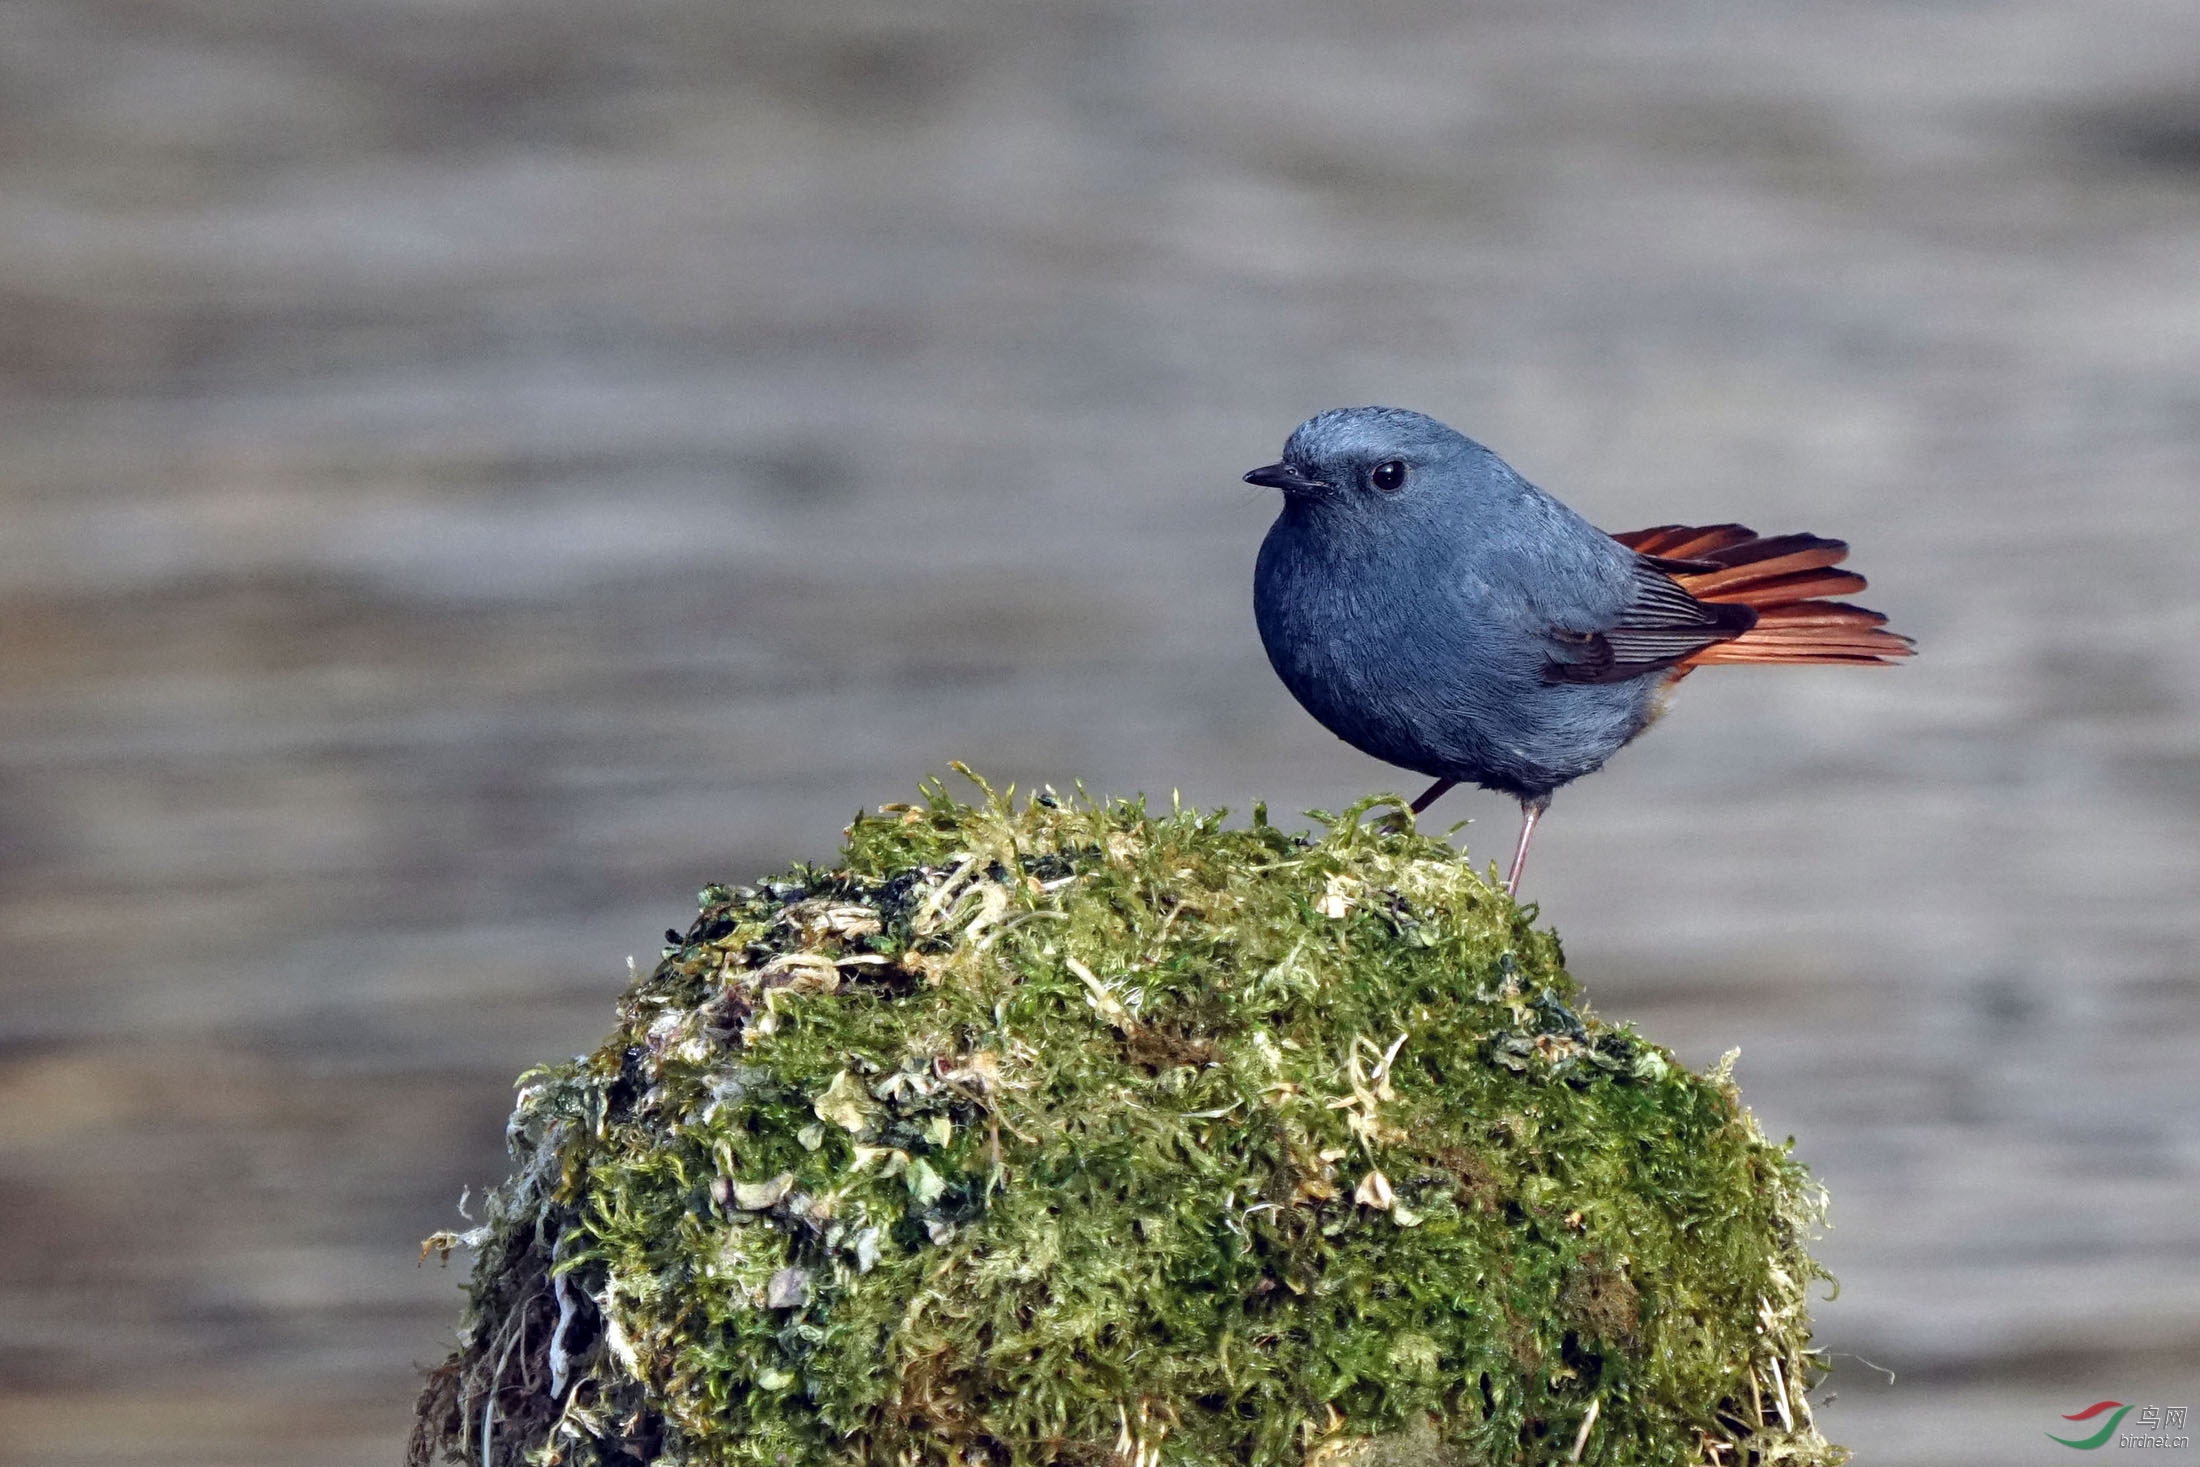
xmin=1243 ymin=462 xmax=1325 ymax=494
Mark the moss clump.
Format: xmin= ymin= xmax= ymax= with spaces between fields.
xmin=410 ymin=771 xmax=1843 ymax=1467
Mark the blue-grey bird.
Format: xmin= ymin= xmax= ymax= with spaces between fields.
xmin=1247 ymin=406 xmax=1911 ymax=895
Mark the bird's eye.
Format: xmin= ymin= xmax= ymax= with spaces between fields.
xmin=1370 ymin=460 xmax=1408 ymax=492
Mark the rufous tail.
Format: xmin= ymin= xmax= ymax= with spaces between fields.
xmin=1613 ymin=523 xmax=1914 ymax=674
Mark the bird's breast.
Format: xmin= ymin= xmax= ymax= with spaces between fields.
xmin=1255 ymin=526 xmax=1492 ymax=751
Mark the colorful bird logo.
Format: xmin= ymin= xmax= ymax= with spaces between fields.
xmin=2049 ymin=1401 xmax=2133 ymax=1449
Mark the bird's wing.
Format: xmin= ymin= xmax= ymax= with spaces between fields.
xmin=1540 ymin=556 xmax=1758 ymax=685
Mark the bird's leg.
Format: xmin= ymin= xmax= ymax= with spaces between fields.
xmin=1504 ymin=797 xmax=1549 ymax=897
xmin=1409 ymin=778 xmax=1456 ymax=815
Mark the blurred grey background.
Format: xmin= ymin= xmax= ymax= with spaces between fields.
xmin=3 ymin=1 xmax=2198 ymax=1463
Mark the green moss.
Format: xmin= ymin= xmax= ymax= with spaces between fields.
xmin=410 ymin=771 xmax=1843 ymax=1467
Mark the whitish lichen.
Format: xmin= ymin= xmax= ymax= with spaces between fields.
xmin=410 ymin=769 xmax=1844 ymax=1467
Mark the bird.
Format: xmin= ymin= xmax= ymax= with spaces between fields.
xmin=1246 ymin=406 xmax=1911 ymax=897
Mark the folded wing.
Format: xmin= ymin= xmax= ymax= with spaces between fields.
xmin=1541 ymin=558 xmax=1760 ymax=684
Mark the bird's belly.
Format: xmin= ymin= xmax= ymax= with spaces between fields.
xmin=1256 ymin=584 xmax=1654 ymax=800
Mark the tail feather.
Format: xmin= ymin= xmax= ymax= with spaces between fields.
xmin=1620 ymin=523 xmax=1759 ymax=559
xmin=1611 ymin=523 xmax=1913 ymax=674
xmin=1694 ymin=566 xmax=1868 ymax=606
xmin=1680 ymin=538 xmax=1847 ymax=593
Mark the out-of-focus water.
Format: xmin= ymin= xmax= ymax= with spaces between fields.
xmin=3 ymin=3 xmax=2198 ymax=1462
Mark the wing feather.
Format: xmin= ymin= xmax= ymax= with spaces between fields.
xmin=1542 ymin=558 xmax=1756 ymax=685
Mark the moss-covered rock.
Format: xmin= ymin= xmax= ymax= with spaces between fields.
xmin=410 ymin=771 xmax=1843 ymax=1467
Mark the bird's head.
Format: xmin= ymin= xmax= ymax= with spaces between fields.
xmin=1243 ymin=406 xmax=1500 ymax=539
